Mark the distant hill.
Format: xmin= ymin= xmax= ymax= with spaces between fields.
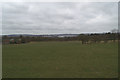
xmin=2 ymin=34 xmax=80 ymax=37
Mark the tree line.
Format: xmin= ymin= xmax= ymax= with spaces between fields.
xmin=2 ymin=32 xmax=119 ymax=44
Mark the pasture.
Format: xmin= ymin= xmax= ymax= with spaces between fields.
xmin=2 ymin=41 xmax=118 ymax=78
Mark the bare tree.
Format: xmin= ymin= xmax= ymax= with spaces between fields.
xmin=111 ymin=29 xmax=119 ymax=33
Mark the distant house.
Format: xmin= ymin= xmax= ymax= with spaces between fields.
xmin=10 ymin=39 xmax=14 ymax=44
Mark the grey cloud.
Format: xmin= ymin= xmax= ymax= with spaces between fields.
xmin=2 ymin=2 xmax=118 ymax=35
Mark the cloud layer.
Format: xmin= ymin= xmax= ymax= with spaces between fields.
xmin=2 ymin=2 xmax=118 ymax=34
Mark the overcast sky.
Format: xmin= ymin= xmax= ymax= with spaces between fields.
xmin=2 ymin=2 xmax=118 ymax=35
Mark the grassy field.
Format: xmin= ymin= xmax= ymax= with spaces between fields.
xmin=2 ymin=41 xmax=118 ymax=78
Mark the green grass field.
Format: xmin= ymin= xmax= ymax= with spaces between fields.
xmin=2 ymin=41 xmax=118 ymax=78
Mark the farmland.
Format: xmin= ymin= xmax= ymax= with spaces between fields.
xmin=2 ymin=41 xmax=118 ymax=78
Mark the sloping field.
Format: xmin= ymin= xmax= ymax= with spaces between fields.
xmin=2 ymin=41 xmax=118 ymax=78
